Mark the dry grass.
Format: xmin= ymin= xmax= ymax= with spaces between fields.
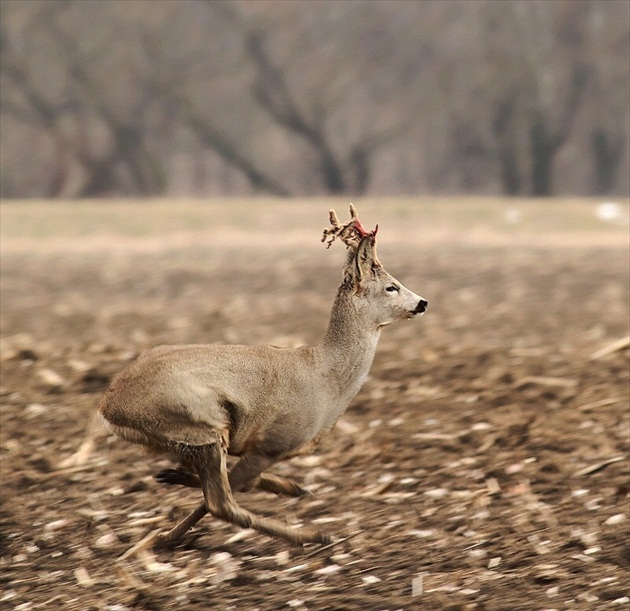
xmin=1 ymin=197 xmax=628 ymax=254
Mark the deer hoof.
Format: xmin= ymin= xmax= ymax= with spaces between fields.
xmin=288 ymin=483 xmax=311 ymax=498
xmin=154 ymin=467 xmax=200 ymax=488
xmin=154 ymin=532 xmax=179 ymax=549
xmin=155 ymin=468 xmax=185 ymax=486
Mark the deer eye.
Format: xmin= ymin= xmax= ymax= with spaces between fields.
xmin=386 ymin=285 xmax=400 ymax=293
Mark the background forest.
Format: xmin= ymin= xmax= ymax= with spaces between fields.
xmin=1 ymin=0 xmax=629 ymax=199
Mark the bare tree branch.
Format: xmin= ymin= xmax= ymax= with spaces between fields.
xmin=180 ymin=101 xmax=289 ymax=197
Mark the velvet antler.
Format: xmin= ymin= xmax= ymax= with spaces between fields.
xmin=322 ymin=204 xmax=378 ymax=249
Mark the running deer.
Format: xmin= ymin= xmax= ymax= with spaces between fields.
xmin=94 ymin=205 xmax=427 ymax=547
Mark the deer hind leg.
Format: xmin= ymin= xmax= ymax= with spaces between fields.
xmin=155 ymin=466 xmax=309 ymax=498
xmin=158 ymin=442 xmax=324 ymax=547
xmin=157 ymin=500 xmax=208 ymax=548
xmin=195 ymin=442 xmax=328 ymax=545
xmin=156 ymin=439 xmax=232 ymax=548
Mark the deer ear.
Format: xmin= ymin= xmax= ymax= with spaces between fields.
xmin=354 ymin=236 xmax=376 ymax=282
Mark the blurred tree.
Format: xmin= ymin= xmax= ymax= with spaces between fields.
xmin=173 ymin=0 xmax=410 ymax=195
xmin=592 ymin=128 xmax=624 ymax=194
xmin=1 ymin=0 xmax=169 ymax=197
xmin=437 ymin=0 xmax=629 ymax=196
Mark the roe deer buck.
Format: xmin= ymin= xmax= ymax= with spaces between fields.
xmin=95 ymin=205 xmax=427 ymax=547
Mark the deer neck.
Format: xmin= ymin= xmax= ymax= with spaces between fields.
xmin=319 ymin=288 xmax=381 ymax=403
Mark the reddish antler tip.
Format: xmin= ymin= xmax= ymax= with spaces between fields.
xmin=353 ymin=218 xmax=370 ymax=238
xmin=353 ymin=219 xmax=379 ymax=239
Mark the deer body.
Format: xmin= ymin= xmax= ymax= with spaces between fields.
xmin=97 ymin=206 xmax=427 ymax=547
xmin=102 ymin=341 xmax=373 ymax=459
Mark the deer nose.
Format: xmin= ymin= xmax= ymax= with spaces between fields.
xmin=414 ymin=299 xmax=428 ymax=314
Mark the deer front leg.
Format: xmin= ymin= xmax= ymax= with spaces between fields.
xmin=155 ymin=466 xmax=309 ymax=497
xmin=256 ymin=472 xmax=310 ymax=497
xmin=228 ymin=452 xmax=307 ymax=498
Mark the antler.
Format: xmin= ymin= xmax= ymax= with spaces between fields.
xmin=321 ymin=203 xmax=379 ymax=249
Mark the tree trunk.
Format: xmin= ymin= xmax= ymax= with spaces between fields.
xmin=592 ymin=129 xmax=623 ymax=194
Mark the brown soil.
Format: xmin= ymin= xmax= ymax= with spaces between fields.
xmin=1 ymin=239 xmax=628 ymax=610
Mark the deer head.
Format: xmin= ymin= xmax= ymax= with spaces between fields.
xmin=324 ymin=205 xmax=427 ymax=329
